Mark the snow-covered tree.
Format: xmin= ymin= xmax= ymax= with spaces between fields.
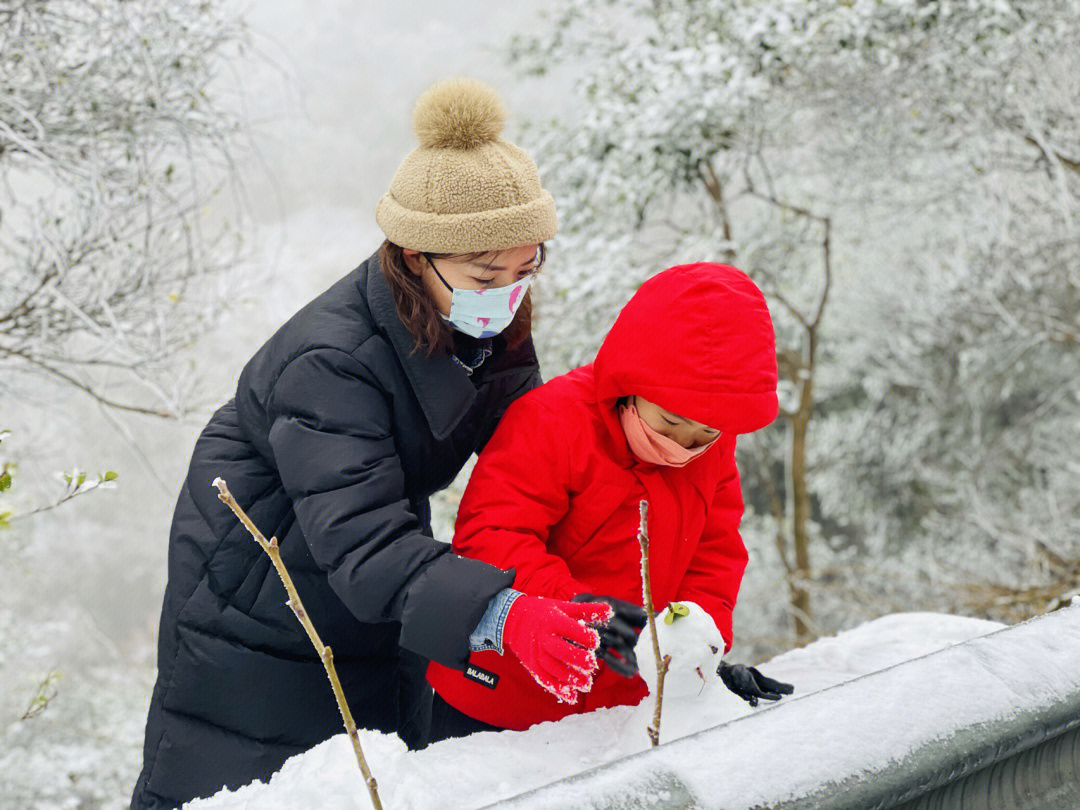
xmin=0 ymin=0 xmax=250 ymax=418
xmin=795 ymin=0 xmax=1080 ymax=622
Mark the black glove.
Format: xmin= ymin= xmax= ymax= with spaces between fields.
xmin=717 ymin=662 xmax=794 ymax=707
xmin=571 ymin=593 xmax=647 ymax=678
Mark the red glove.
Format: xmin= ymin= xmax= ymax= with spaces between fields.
xmin=502 ymin=595 xmax=613 ymax=704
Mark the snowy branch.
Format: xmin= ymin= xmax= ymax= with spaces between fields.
xmin=212 ymin=478 xmax=384 ymax=810
xmin=638 ymin=500 xmax=670 ymax=747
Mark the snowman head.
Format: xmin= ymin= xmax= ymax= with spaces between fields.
xmin=635 ymin=602 xmax=726 ymax=699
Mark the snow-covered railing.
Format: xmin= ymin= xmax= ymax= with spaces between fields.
xmin=483 ymin=606 xmax=1080 ymax=810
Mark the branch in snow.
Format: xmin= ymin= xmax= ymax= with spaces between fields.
xmin=638 ymin=499 xmax=670 ymax=747
xmin=212 ymin=477 xmax=384 ymax=810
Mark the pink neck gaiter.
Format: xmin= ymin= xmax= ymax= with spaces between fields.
xmin=618 ymin=403 xmax=717 ymax=467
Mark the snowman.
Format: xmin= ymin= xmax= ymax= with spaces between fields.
xmin=631 ymin=602 xmax=761 ymax=740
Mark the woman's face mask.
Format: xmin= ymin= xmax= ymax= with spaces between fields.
xmin=619 ymin=402 xmax=718 ymax=467
xmin=426 ymin=256 xmax=532 ymax=339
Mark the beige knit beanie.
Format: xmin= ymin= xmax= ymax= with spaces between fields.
xmin=375 ymin=78 xmax=557 ymax=253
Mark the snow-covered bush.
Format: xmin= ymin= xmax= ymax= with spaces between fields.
xmin=0 ymin=0 xmax=252 ymax=418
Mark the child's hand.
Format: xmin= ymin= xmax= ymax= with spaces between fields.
xmin=502 ymin=595 xmax=613 ymax=703
xmin=571 ymin=593 xmax=647 ymax=678
xmin=716 ymin=662 xmax=794 ymax=707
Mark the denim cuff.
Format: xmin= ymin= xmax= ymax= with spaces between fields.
xmin=468 ymin=587 xmax=522 ymax=654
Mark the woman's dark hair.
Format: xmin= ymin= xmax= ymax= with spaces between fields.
xmin=378 ymin=240 xmax=545 ymax=356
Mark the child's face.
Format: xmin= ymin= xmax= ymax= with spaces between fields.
xmin=633 ymin=396 xmax=720 ymax=449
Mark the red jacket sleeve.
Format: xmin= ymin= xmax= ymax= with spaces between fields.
xmin=452 ymin=394 xmax=591 ymax=601
xmin=676 ymin=442 xmax=749 ymax=653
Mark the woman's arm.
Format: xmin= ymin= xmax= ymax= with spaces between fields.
xmin=676 ymin=442 xmax=749 ymax=653
xmin=266 ymin=346 xmax=514 ymax=669
xmin=453 ymin=393 xmax=591 ymax=602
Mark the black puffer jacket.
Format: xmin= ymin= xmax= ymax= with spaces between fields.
xmin=131 ymin=251 xmax=539 ymax=809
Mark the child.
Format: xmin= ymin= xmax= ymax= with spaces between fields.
xmin=426 ymin=262 xmax=790 ymax=735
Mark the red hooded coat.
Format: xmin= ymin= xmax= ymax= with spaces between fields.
xmin=426 ymin=263 xmax=778 ymax=730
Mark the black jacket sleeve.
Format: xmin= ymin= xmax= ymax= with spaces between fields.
xmin=265 ymin=346 xmax=514 ymax=668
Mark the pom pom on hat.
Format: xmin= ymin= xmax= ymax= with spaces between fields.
xmin=376 ymin=77 xmax=556 ymax=253
xmin=413 ymin=78 xmax=507 ymax=150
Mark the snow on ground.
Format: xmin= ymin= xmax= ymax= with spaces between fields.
xmin=188 ymin=610 xmax=1003 ymax=810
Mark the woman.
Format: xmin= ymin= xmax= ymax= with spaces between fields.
xmin=130 ymin=79 xmax=610 ymax=810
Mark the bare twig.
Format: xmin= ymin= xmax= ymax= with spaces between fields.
xmin=959 ymin=563 xmax=1080 ymax=619
xmin=8 ymin=471 xmax=116 ymax=524
xmin=213 ymin=478 xmax=383 ymax=810
xmin=697 ymin=159 xmax=736 ymax=263
xmin=1022 ymin=134 xmax=1080 ymax=175
xmin=0 ymin=347 xmax=174 ymax=417
xmin=638 ymin=500 xmax=669 ymax=747
xmin=764 ymin=288 xmax=811 ymax=332
xmin=743 ymin=188 xmax=833 ymax=333
xmin=20 ymin=672 xmax=61 ymax=721
xmin=738 ymin=184 xmax=830 ymax=643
